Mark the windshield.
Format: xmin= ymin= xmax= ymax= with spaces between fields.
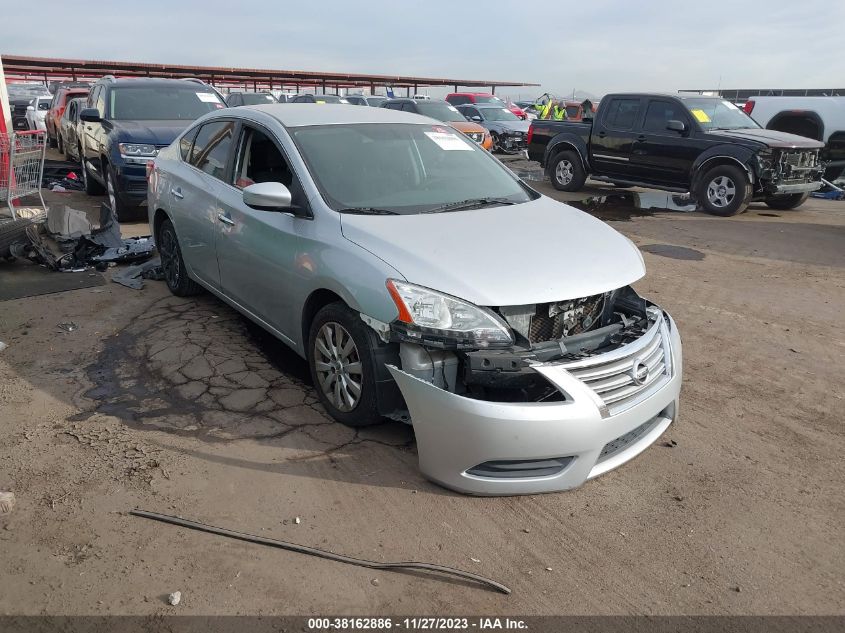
xmin=241 ymin=93 xmax=276 ymax=105
xmin=314 ymin=94 xmax=344 ymax=103
xmin=480 ymin=107 xmax=519 ymax=122
xmin=291 ymin=123 xmax=534 ymax=214
xmin=473 ymin=95 xmax=504 ymax=104
xmin=366 ymin=96 xmax=387 ymax=106
xmin=415 ymin=101 xmax=465 ymax=122
xmin=109 ymin=87 xmax=224 ymax=120
xmin=683 ymin=98 xmax=760 ymax=130
xmin=8 ymin=84 xmax=47 ymax=99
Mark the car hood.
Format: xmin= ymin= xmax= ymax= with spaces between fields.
xmin=707 ymin=128 xmax=825 ymax=149
xmin=492 ymin=119 xmax=531 ymax=133
xmin=340 ymin=196 xmax=645 ymax=306
xmin=110 ymin=120 xmax=192 ymax=145
xmin=449 ymin=120 xmax=487 ymax=134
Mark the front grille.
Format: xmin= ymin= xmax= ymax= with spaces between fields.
xmin=562 ymin=315 xmax=670 ymax=412
xmin=526 ymin=294 xmax=605 ymax=343
xmin=466 ymin=456 xmax=573 ymax=479
xmin=780 ymin=149 xmax=818 ymax=168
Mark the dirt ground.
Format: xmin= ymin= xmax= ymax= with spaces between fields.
xmin=0 ymin=162 xmax=843 ymax=616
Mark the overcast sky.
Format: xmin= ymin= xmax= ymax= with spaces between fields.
xmin=3 ymin=0 xmax=842 ymax=100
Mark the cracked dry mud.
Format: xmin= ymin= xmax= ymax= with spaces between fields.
xmin=79 ymin=294 xmax=414 ymax=453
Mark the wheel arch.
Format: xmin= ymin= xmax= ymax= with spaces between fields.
xmin=152 ymin=208 xmax=170 ymax=242
xmin=691 ymin=148 xmax=756 ymax=192
xmin=301 ymin=288 xmax=347 ymax=358
xmin=766 ymin=110 xmax=825 ymax=142
xmin=544 ymin=138 xmax=588 ymax=173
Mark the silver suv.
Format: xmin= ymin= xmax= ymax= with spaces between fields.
xmin=148 ymin=104 xmax=682 ymax=495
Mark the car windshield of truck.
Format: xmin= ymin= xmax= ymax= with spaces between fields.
xmin=366 ymin=97 xmax=387 ymax=106
xmin=291 ymin=123 xmax=535 ymax=214
xmin=481 ymin=107 xmax=519 ymax=122
xmin=415 ymin=102 xmax=465 ymax=122
xmin=683 ymin=98 xmax=760 ymax=130
xmin=109 ymin=87 xmax=224 ymax=120
xmin=241 ymin=93 xmax=276 ymax=105
xmin=472 ymin=96 xmax=504 ymax=105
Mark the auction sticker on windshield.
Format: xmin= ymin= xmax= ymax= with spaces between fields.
xmin=424 ymin=131 xmax=473 ymax=151
xmin=690 ymin=108 xmax=711 ymax=123
xmin=196 ymin=92 xmax=221 ymax=103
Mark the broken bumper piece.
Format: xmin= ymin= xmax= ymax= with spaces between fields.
xmin=388 ymin=313 xmax=682 ymax=495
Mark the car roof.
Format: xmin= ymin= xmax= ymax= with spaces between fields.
xmin=240 ymin=103 xmax=436 ymax=127
xmin=98 ymin=78 xmax=216 ymax=89
xmin=460 ymin=103 xmax=507 ymax=109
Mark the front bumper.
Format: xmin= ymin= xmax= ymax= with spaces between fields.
xmin=388 ymin=312 xmax=682 ymax=495
xmin=772 ymin=181 xmax=822 ymax=194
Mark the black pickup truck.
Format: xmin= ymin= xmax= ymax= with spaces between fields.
xmin=527 ymin=93 xmax=825 ymax=215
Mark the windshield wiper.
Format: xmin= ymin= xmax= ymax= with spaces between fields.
xmin=423 ymin=197 xmax=518 ymax=214
xmin=338 ymin=207 xmax=400 ymax=215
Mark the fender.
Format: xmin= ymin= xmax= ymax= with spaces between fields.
xmin=690 ymin=145 xmax=758 ymax=190
xmin=543 ymin=131 xmax=590 ymax=171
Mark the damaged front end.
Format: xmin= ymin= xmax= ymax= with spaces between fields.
xmin=754 ymin=148 xmax=824 ymax=195
xmin=371 ymin=284 xmax=682 ymax=495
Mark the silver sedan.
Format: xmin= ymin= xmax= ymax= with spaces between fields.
xmin=148 ymin=104 xmax=682 ymax=495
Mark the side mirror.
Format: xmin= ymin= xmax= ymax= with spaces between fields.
xmin=470 ymin=115 xmax=483 ymax=123
xmin=26 ymin=105 xmax=35 ymax=112
xmin=666 ymin=119 xmax=687 ymax=134
xmin=243 ymin=182 xmax=292 ymax=211
xmin=80 ymin=108 xmax=101 ymax=122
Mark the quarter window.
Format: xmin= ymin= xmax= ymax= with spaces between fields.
xmin=180 ymin=126 xmax=200 ymax=161
xmin=189 ymin=121 xmax=236 ymax=181
xmin=604 ymin=98 xmax=642 ymax=131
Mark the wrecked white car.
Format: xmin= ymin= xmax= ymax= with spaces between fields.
xmin=148 ymin=104 xmax=682 ymax=495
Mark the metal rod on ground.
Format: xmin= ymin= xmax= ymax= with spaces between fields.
xmin=821 ymin=178 xmax=843 ymax=192
xmin=130 ymin=509 xmax=511 ymax=595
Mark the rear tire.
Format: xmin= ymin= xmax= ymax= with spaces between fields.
xmin=308 ymin=302 xmax=382 ymax=427
xmin=157 ymin=218 xmax=203 ymax=297
xmin=696 ymin=164 xmax=750 ymax=216
xmin=549 ymin=150 xmax=587 ymax=191
xmin=764 ymin=192 xmax=809 ymax=210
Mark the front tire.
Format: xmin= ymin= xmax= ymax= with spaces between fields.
xmin=57 ymin=133 xmax=65 ymax=156
xmin=764 ymin=192 xmax=809 ymax=210
xmin=106 ymin=167 xmax=143 ymax=222
xmin=157 ymin=218 xmax=203 ymax=297
xmin=308 ymin=303 xmax=381 ymax=427
xmin=697 ymin=164 xmax=750 ymax=216
xmin=82 ymin=156 xmax=105 ymax=195
xmin=549 ymin=150 xmax=587 ymax=191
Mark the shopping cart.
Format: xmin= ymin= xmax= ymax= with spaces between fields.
xmin=1 ymin=130 xmax=47 ymax=219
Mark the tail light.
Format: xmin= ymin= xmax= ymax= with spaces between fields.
xmin=146 ymin=161 xmax=154 ymax=180
xmin=743 ymin=100 xmax=755 ymax=114
xmin=526 ymin=125 xmax=534 ymax=145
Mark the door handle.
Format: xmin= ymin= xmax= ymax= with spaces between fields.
xmin=217 ymin=213 xmax=235 ymax=226
xmin=597 ymin=131 xmax=606 ymax=137
xmin=636 ymin=135 xmax=647 ymax=142
xmin=170 ymin=188 xmax=183 ymax=199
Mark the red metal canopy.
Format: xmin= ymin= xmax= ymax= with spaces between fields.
xmin=1 ymin=54 xmax=539 ymax=94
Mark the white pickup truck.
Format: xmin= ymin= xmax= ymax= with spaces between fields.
xmin=744 ymin=96 xmax=845 ymax=182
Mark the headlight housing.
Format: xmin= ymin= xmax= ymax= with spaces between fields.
xmin=755 ymin=149 xmax=773 ymax=173
xmin=386 ymin=279 xmax=514 ymax=349
xmin=118 ymin=143 xmax=158 ymax=157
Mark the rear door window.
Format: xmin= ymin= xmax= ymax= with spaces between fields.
xmin=189 ymin=120 xmax=236 ymax=181
xmin=604 ymin=98 xmax=642 ymax=131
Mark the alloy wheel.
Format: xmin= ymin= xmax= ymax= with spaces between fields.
xmin=706 ymin=175 xmax=736 ymax=208
xmin=106 ymin=172 xmax=117 ymax=212
xmin=555 ymin=159 xmax=574 ymax=186
xmin=158 ymin=227 xmax=181 ymax=288
xmin=313 ymin=322 xmax=363 ymax=412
